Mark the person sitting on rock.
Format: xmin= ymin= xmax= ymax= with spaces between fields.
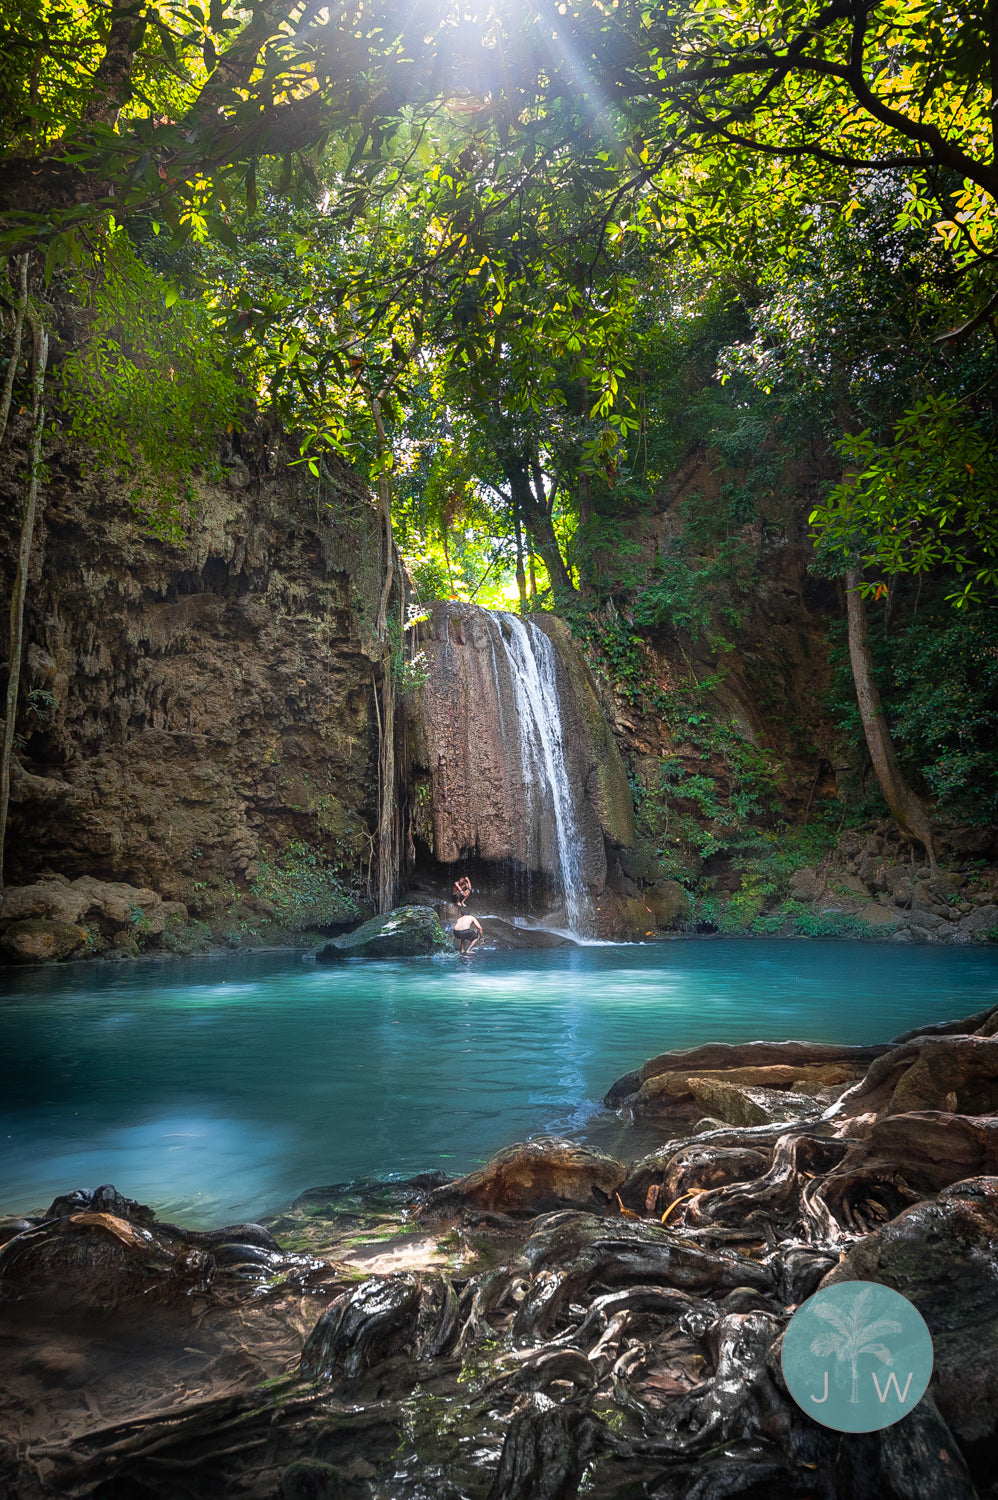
xmin=453 ymin=912 xmax=483 ymax=954
xmin=452 ymin=875 xmax=472 ymax=907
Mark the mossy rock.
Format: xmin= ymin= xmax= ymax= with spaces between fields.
xmin=0 ymin=918 xmax=86 ymax=963
xmin=315 ymin=904 xmax=449 ymax=960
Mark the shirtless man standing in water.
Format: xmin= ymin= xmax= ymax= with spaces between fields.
xmin=453 ymin=912 xmax=483 ymax=954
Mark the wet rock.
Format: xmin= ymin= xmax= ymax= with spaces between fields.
xmin=44 ymin=1184 xmax=154 ymax=1223
xmin=684 ymin=1076 xmax=773 ymax=1127
xmin=0 ymin=918 xmax=86 ymax=962
xmin=280 ymin=1459 xmax=344 ymax=1500
xmin=427 ymin=1137 xmax=627 ymax=1216
xmin=821 ymin=1177 xmax=998 ymax=1454
xmin=592 ymin=891 xmax=660 ymax=940
xmin=608 ymin=1041 xmax=885 ymax=1123
xmin=829 ymin=1034 xmax=998 ymax=1122
xmin=478 ymin=917 xmax=571 ymax=949
xmin=644 ymin=880 xmax=691 ymax=928
xmin=405 ymin=602 xmax=632 ymax=888
xmin=315 ymin=905 xmax=449 ymax=960
xmin=0 ymin=1212 xmax=205 ymax=1308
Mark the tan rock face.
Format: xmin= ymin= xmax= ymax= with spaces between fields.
xmin=405 ymin=603 xmax=633 ymax=889
xmin=606 ymin=1040 xmax=888 ymax=1123
xmin=0 ymin=441 xmax=381 ymax=906
xmin=830 ymin=1034 xmax=998 ymax=1122
xmin=0 ymin=919 xmax=86 ymax=962
xmin=0 ymin=877 xmax=187 ymax=945
xmin=684 ymin=1076 xmax=772 ymax=1128
xmin=425 ymin=1137 xmax=627 ymax=1215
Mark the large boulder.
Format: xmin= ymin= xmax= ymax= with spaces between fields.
xmin=644 ymin=879 xmax=691 ymax=928
xmin=425 ymin=1137 xmax=627 ymax=1216
xmin=607 ymin=1040 xmax=888 ymax=1123
xmin=476 ymin=917 xmax=571 ymax=949
xmin=684 ymin=1076 xmax=779 ymax=1128
xmin=315 ymin=905 xmax=449 ymax=960
xmin=0 ymin=919 xmax=86 ymax=963
xmin=821 ymin=1178 xmax=998 ymax=1453
xmin=592 ymin=892 xmax=659 ymax=940
xmin=961 ymin=903 xmax=998 ymax=937
xmin=828 ymin=1033 xmax=998 ymax=1124
xmin=0 ymin=875 xmax=184 ymax=942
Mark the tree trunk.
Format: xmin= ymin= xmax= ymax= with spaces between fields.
xmin=514 ymin=511 xmax=527 ymax=613
xmin=576 ymin=471 xmax=593 ymax=600
xmin=0 ymin=255 xmax=29 ymax=450
xmin=845 ymin=568 xmax=938 ymax=872
xmin=0 ymin=310 xmax=48 ymax=895
xmin=375 ymin=665 xmax=399 ymax=914
xmin=506 ymin=461 xmax=575 ymax=598
xmin=371 ymin=394 xmax=394 ymax=642
xmin=368 ymin=392 xmax=401 ymax=911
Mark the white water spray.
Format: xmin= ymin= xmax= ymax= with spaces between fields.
xmin=492 ymin=612 xmax=591 ymax=935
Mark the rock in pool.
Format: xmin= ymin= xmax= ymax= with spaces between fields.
xmin=314 ymin=905 xmax=450 ymax=960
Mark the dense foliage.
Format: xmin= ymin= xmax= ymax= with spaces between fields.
xmin=1 ymin=0 xmax=997 ymax=874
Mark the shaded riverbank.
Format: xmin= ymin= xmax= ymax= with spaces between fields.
xmin=3 ymin=1004 xmax=998 ymax=1498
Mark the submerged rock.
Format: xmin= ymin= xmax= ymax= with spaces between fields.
xmin=425 ymin=1137 xmax=627 ymax=1216
xmin=315 ymin=905 xmax=449 ymax=960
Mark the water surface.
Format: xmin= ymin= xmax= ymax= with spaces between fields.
xmin=2 ymin=940 xmax=996 ymax=1227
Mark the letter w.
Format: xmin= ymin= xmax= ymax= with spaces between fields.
xmin=872 ymin=1370 xmax=914 ymax=1404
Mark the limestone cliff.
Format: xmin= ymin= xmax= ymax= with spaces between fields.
xmin=403 ymin=601 xmax=633 ymax=894
xmin=0 ymin=421 xmax=384 ymax=924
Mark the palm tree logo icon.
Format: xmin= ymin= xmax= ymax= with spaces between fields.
xmin=808 ymin=1285 xmax=902 ymax=1403
xmin=781 ymin=1280 xmax=934 ymax=1432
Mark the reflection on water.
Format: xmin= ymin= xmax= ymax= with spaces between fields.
xmin=1 ymin=940 xmax=996 ymax=1227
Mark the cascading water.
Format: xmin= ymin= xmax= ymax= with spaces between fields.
xmin=407 ymin=600 xmax=635 ymax=939
xmin=489 ymin=611 xmax=591 ymax=935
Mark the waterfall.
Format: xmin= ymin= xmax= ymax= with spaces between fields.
xmin=493 ymin=612 xmax=591 ymax=935
xmin=407 ymin=600 xmax=635 ymax=939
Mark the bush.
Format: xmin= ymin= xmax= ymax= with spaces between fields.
xmin=251 ymin=840 xmax=362 ymax=931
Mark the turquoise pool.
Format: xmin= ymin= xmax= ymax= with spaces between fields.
xmin=1 ymin=939 xmax=996 ymax=1226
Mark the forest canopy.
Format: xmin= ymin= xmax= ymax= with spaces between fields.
xmin=1 ymin=0 xmax=997 ymax=866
